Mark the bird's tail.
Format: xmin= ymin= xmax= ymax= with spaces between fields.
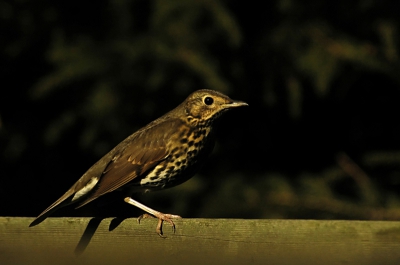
xmin=29 ymin=189 xmax=75 ymax=227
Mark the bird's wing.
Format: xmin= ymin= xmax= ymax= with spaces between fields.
xmin=29 ymin=118 xmax=184 ymax=227
xmin=75 ymin=118 xmax=183 ymax=207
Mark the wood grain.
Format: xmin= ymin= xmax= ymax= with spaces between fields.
xmin=1 ymin=217 xmax=400 ymax=265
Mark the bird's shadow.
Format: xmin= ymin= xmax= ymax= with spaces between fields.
xmin=74 ymin=216 xmax=128 ymax=256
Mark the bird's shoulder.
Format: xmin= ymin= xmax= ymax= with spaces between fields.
xmin=116 ymin=116 xmax=189 ymax=159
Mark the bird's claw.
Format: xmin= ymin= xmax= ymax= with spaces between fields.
xmin=137 ymin=213 xmax=181 ymax=237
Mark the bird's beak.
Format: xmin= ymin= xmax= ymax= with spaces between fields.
xmin=224 ymin=100 xmax=248 ymax=108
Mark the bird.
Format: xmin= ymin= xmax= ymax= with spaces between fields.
xmin=29 ymin=89 xmax=248 ymax=236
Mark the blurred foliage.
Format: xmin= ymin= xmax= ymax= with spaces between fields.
xmin=1 ymin=0 xmax=400 ymax=221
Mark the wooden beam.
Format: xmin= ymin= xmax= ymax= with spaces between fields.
xmin=1 ymin=217 xmax=400 ymax=265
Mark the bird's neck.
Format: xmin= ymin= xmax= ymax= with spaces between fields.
xmin=185 ymin=115 xmax=214 ymax=128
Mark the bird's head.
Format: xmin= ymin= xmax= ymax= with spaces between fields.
xmin=182 ymin=89 xmax=248 ymax=125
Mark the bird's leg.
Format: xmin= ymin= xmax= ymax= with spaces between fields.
xmin=124 ymin=197 xmax=181 ymax=237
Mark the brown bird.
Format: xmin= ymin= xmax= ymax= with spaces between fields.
xmin=30 ymin=89 xmax=247 ymax=235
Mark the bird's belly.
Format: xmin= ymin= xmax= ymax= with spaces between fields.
xmin=139 ymin=132 xmax=211 ymax=190
xmin=139 ymin=155 xmax=198 ymax=190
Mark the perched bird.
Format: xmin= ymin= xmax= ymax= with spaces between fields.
xmin=30 ymin=89 xmax=248 ymax=236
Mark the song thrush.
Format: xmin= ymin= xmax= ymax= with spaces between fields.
xmin=30 ymin=89 xmax=248 ymax=236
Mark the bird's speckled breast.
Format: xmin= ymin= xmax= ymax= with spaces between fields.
xmin=139 ymin=121 xmax=212 ymax=190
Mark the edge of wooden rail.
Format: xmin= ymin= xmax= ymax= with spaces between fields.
xmin=1 ymin=217 xmax=400 ymax=265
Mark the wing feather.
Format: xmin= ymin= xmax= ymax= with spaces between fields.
xmin=75 ymin=118 xmax=183 ymax=207
xmin=30 ymin=118 xmax=185 ymax=226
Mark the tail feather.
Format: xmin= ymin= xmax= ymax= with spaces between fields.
xmin=29 ymin=189 xmax=75 ymax=227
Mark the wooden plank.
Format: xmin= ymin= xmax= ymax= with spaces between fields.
xmin=1 ymin=217 xmax=400 ymax=265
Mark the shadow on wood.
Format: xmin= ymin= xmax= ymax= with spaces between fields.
xmin=1 ymin=217 xmax=400 ymax=265
xmin=74 ymin=217 xmax=104 ymax=256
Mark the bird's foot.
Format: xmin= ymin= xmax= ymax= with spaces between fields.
xmin=138 ymin=212 xmax=181 ymax=237
xmin=124 ymin=197 xmax=182 ymax=237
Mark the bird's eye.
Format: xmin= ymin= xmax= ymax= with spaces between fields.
xmin=204 ymin=96 xmax=214 ymax=105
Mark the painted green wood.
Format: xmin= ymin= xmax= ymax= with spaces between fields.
xmin=1 ymin=217 xmax=400 ymax=265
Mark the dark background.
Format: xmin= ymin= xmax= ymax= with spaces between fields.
xmin=1 ymin=0 xmax=400 ymax=220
